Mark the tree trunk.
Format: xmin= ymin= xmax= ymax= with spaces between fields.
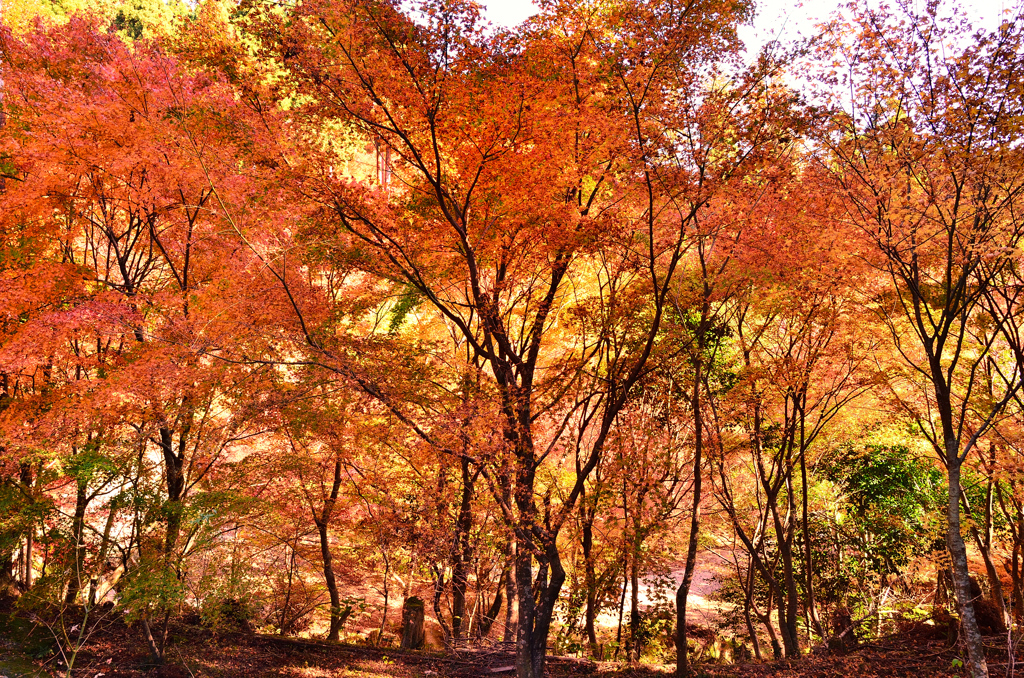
xmin=1013 ymin=531 xmax=1023 ymax=619
xmin=798 ymin=404 xmax=824 ymax=638
xmin=741 ymin=562 xmax=762 ymax=660
xmin=432 ymin=565 xmax=452 ymax=648
xmin=316 ymin=460 xmax=344 ymax=641
xmin=514 ymin=534 xmax=538 ymax=678
xmin=140 ymin=615 xmax=163 ymax=665
xmin=774 ymin=507 xmax=800 ymax=656
xmin=581 ymin=495 xmax=599 ymax=656
xmin=513 ymin=520 xmax=565 ymax=678
xmin=947 ymin=461 xmax=989 ymax=678
xmin=451 ymin=457 xmax=474 ymax=640
xmin=377 ymin=551 xmax=390 ymax=646
xmin=676 ymin=352 xmax=704 ymax=678
xmin=89 ymin=501 xmax=117 ymax=606
xmin=24 ymin=527 xmax=33 ymax=589
xmin=628 ymin=549 xmax=640 ymax=662
xmin=20 ymin=464 xmax=34 ymax=589
xmin=978 ymin=449 xmax=1009 ymax=627
xmin=503 ymin=536 xmax=516 ymax=643
xmin=65 ymin=476 xmax=89 ymax=606
xmin=0 ymin=549 xmax=13 ymax=592
xmin=968 ymin=520 xmax=1008 ymax=630
xmin=159 ymin=427 xmax=186 ymax=559
xmin=995 ymin=483 xmax=1023 ymax=620
xmin=615 ymin=561 xmax=627 ymax=658
xmin=476 ymin=567 xmax=504 ymax=638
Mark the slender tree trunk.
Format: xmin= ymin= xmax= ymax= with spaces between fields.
xmin=628 ymin=547 xmax=640 ymax=662
xmin=65 ymin=477 xmax=89 ymax=606
xmin=969 ymin=521 xmax=1008 ymax=629
xmin=280 ymin=543 xmax=296 ymax=635
xmin=1013 ymin=529 xmax=1023 ymax=619
xmin=676 ymin=351 xmax=704 ymax=678
xmin=140 ymin=616 xmax=163 ymax=665
xmin=20 ymin=464 xmax=34 ymax=589
xmin=615 ymin=560 xmax=627 ymax=659
xmin=580 ymin=495 xmax=599 ymax=656
xmin=0 ymin=549 xmax=12 ymax=591
xmin=741 ymin=562 xmax=762 ymax=660
xmin=978 ymin=448 xmax=1009 ymax=627
xmin=316 ymin=460 xmax=344 ymax=641
xmin=763 ymin=587 xmax=783 ymax=660
xmin=476 ymin=567 xmax=505 ymax=638
xmin=432 ymin=564 xmax=452 ymax=648
xmin=24 ymin=527 xmax=33 ymax=589
xmin=503 ymin=534 xmax=516 ymax=643
xmin=377 ymin=551 xmax=390 ymax=646
xmin=0 ymin=475 xmax=14 ymax=590
xmin=995 ymin=483 xmax=1023 ymax=619
xmin=774 ymin=507 xmax=800 ymax=656
xmin=947 ymin=460 xmax=990 ymax=678
xmin=798 ymin=403 xmax=823 ymax=638
xmin=89 ymin=501 xmax=117 ymax=606
xmin=513 ymin=526 xmax=537 ymax=678
xmin=772 ymin=562 xmax=795 ymax=656
xmin=159 ymin=427 xmax=186 ymax=559
xmin=451 ymin=458 xmax=474 ymax=640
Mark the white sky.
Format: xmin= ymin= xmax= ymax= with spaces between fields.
xmin=481 ymin=0 xmax=1010 ymax=51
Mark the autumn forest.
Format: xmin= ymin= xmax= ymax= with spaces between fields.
xmin=0 ymin=0 xmax=1023 ymax=677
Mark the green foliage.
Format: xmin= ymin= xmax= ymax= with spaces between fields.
xmin=118 ymin=562 xmax=187 ymax=623
xmin=823 ymin=443 xmax=944 ymax=575
xmin=112 ymin=8 xmax=144 ymax=39
xmin=387 ymin=286 xmax=423 ymax=334
xmin=3 ymin=0 xmax=189 ymax=37
xmin=0 ymin=477 xmax=54 ymax=569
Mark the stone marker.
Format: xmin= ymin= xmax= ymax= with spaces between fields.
xmin=401 ymin=596 xmax=425 ymax=649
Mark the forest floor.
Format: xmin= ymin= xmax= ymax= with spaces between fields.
xmin=0 ymin=611 xmax=1013 ymax=678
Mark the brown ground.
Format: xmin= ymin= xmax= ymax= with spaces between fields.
xmin=1 ymin=613 xmax=1016 ymax=678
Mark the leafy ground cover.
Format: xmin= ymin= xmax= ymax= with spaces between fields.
xmin=1 ymin=610 xmax=1010 ymax=678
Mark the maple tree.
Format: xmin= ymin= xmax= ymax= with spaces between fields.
xmin=1 ymin=1 xmax=1023 ymax=677
xmin=0 ymin=10 xmax=282 ymax=662
xmin=239 ymin=0 xmax=788 ymax=675
xmin=813 ymin=4 xmax=1024 ymax=675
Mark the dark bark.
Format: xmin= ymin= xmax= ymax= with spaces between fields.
xmin=158 ymin=426 xmax=187 ymax=559
xmin=628 ymin=549 xmax=640 ymax=662
xmin=996 ymin=483 xmax=1023 ymax=619
xmin=89 ymin=501 xmax=117 ymax=606
xmin=432 ymin=564 xmax=453 ymax=648
xmin=676 ymin=352 xmax=704 ymax=677
xmin=140 ymin=616 xmax=163 ymax=665
xmin=314 ymin=460 xmax=344 ymax=641
xmin=947 ymin=461 xmax=989 ymax=678
xmin=65 ymin=476 xmax=89 ymax=606
xmin=377 ymin=550 xmax=390 ymax=646
xmin=580 ymin=493 xmax=599 ymax=655
xmin=615 ymin=560 xmax=627 ymax=658
xmin=740 ymin=561 xmax=762 ymax=660
xmin=503 ymin=531 xmax=516 ymax=643
xmin=19 ymin=464 xmax=34 ymax=589
xmin=798 ymin=405 xmax=823 ymax=638
xmin=772 ymin=503 xmax=800 ymax=656
xmin=0 ymin=549 xmax=13 ymax=591
xmin=451 ymin=457 xmax=475 ymax=640
xmin=965 ymin=448 xmax=1009 ymax=628
xmin=476 ymin=567 xmax=505 ymax=638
